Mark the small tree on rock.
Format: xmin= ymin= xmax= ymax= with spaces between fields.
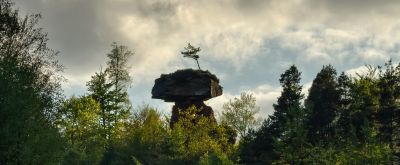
xmin=181 ymin=43 xmax=201 ymax=70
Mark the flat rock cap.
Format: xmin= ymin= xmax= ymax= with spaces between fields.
xmin=151 ymin=69 xmax=223 ymax=102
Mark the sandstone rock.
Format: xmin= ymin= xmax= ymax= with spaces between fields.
xmin=151 ymin=69 xmax=222 ymax=102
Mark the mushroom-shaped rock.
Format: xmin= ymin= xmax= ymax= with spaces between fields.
xmin=151 ymin=69 xmax=223 ymax=127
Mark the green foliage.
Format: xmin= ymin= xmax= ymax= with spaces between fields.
xmin=87 ymin=70 xmax=111 ymax=141
xmin=272 ymin=66 xmax=309 ymax=164
xmin=239 ymin=63 xmax=400 ymax=164
xmin=335 ymin=72 xmax=355 ymax=140
xmin=271 ymin=65 xmax=304 ymax=134
xmin=0 ymin=0 xmax=66 ymax=163
xmin=122 ymin=105 xmax=170 ymax=164
xmin=87 ymin=43 xmax=133 ymax=147
xmin=3 ymin=1 xmax=400 ymax=164
xmin=198 ymin=151 xmax=234 ymax=165
xmin=273 ymin=106 xmax=310 ymax=164
xmin=305 ymin=65 xmax=340 ymax=144
xmin=181 ymin=43 xmax=202 ymax=70
xmin=58 ymin=96 xmax=101 ymax=144
xmin=57 ymin=95 xmax=105 ymax=164
xmin=160 ymin=68 xmax=219 ymax=82
xmin=168 ymin=106 xmax=236 ymax=164
xmin=106 ymin=42 xmax=133 ymax=89
xmin=221 ymin=92 xmax=261 ymax=138
xmin=101 ymin=105 xmax=237 ymax=164
xmin=376 ymin=60 xmax=400 ymax=161
xmin=271 ymin=65 xmax=306 ymax=162
xmin=341 ymin=69 xmax=380 ymax=142
xmin=238 ymin=120 xmax=277 ymax=164
xmin=105 ymin=42 xmax=133 ymax=141
xmin=239 ymin=65 xmax=305 ymax=164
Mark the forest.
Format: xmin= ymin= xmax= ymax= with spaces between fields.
xmin=1 ymin=0 xmax=400 ymax=164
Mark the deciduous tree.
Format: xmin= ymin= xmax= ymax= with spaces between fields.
xmin=221 ymin=92 xmax=261 ymax=138
xmin=58 ymin=96 xmax=105 ymax=164
xmin=0 ymin=0 xmax=65 ymax=163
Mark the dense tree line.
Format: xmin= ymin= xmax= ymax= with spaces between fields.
xmin=1 ymin=0 xmax=400 ymax=164
xmin=239 ymin=63 xmax=399 ymax=164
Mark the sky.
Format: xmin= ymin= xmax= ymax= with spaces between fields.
xmin=16 ymin=0 xmax=400 ymax=118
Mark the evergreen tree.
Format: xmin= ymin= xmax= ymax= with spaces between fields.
xmin=239 ymin=65 xmax=304 ymax=164
xmin=336 ymin=72 xmax=355 ymax=141
xmin=305 ymin=65 xmax=340 ymax=144
xmin=105 ymin=42 xmax=133 ymax=140
xmin=273 ymin=106 xmax=310 ymax=164
xmin=269 ymin=65 xmax=307 ymax=164
xmin=87 ymin=43 xmax=133 ymax=145
xmin=181 ymin=43 xmax=201 ymax=70
xmin=335 ymin=67 xmax=381 ymax=146
xmin=87 ymin=70 xmax=112 ymax=141
xmin=377 ymin=60 xmax=400 ymax=162
xmin=270 ymin=65 xmax=304 ymax=138
xmin=238 ymin=119 xmax=276 ymax=164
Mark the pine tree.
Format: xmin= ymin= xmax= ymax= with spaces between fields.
xmin=87 ymin=43 xmax=133 ymax=151
xmin=239 ymin=65 xmax=304 ymax=164
xmin=336 ymin=72 xmax=354 ymax=141
xmin=305 ymin=65 xmax=340 ymax=144
xmin=181 ymin=43 xmax=201 ymax=70
xmin=270 ymin=65 xmax=304 ymax=138
xmin=376 ymin=60 xmax=400 ymax=162
xmin=268 ymin=65 xmax=309 ymax=164
xmin=87 ymin=69 xmax=112 ymax=141
xmin=105 ymin=42 xmax=133 ymax=140
xmin=337 ymin=69 xmax=380 ymax=143
xmin=238 ymin=119 xmax=277 ymax=164
xmin=273 ymin=106 xmax=310 ymax=164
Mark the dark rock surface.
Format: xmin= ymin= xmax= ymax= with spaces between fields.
xmin=152 ymin=69 xmax=222 ymax=102
xmin=151 ymin=69 xmax=223 ymax=127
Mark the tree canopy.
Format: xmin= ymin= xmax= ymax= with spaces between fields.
xmin=0 ymin=0 xmax=65 ymax=163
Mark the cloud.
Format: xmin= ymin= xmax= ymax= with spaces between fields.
xmin=207 ymin=84 xmax=282 ymax=119
xmin=250 ymin=85 xmax=282 ymax=117
xmin=201 ymin=26 xmax=264 ymax=71
xmin=61 ymin=73 xmax=92 ymax=96
xmin=15 ymin=0 xmax=400 ymax=114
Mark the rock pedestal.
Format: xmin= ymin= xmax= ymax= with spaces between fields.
xmin=151 ymin=69 xmax=222 ymax=127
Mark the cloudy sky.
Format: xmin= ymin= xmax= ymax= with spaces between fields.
xmin=16 ymin=0 xmax=400 ymax=118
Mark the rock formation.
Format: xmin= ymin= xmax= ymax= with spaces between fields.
xmin=151 ymin=69 xmax=222 ymax=127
